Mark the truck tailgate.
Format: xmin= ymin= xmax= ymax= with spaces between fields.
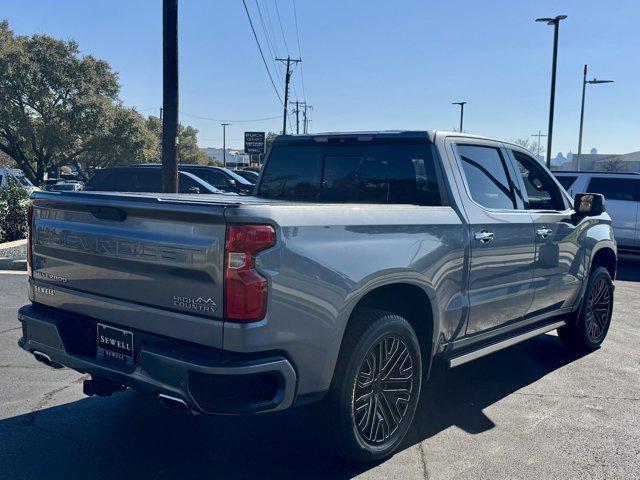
xmin=29 ymin=192 xmax=230 ymax=345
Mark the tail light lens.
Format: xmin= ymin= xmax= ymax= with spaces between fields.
xmin=224 ymin=224 xmax=276 ymax=322
xmin=26 ymin=205 xmax=33 ymax=276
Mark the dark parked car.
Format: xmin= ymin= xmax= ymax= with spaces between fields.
xmin=133 ymin=164 xmax=254 ymax=194
xmin=84 ymin=166 xmax=228 ymax=194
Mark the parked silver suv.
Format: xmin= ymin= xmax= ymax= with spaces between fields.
xmin=554 ymin=171 xmax=639 ymax=254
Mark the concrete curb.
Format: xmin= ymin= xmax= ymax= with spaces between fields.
xmin=0 ymin=258 xmax=27 ymax=271
xmin=0 ymin=239 xmax=27 ymax=270
xmin=0 ymin=238 xmax=28 ymax=250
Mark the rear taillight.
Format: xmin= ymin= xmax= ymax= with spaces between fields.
xmin=26 ymin=205 xmax=33 ymax=276
xmin=224 ymin=224 xmax=276 ymax=322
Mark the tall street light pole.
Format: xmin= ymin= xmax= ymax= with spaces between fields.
xmin=221 ymin=123 xmax=230 ymax=167
xmin=536 ymin=14 xmax=567 ymax=169
xmin=452 ymin=101 xmax=466 ymax=132
xmin=162 ymin=0 xmax=179 ymax=192
xmin=576 ymin=64 xmax=614 ymax=170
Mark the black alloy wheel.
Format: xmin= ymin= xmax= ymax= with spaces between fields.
xmin=353 ymin=336 xmax=414 ymax=445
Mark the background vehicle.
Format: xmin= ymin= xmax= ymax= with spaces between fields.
xmin=47 ymin=181 xmax=84 ymax=192
xmin=232 ymin=169 xmax=259 ymax=184
xmin=84 ymin=166 xmax=230 ymax=194
xmin=554 ymin=171 xmax=639 ymax=254
xmin=19 ymin=131 xmax=616 ymax=463
xmin=132 ymin=164 xmax=254 ymax=194
xmin=0 ymin=168 xmax=40 ymax=193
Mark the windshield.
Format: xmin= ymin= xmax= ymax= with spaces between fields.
xmin=223 ymin=168 xmax=252 ymax=185
xmin=11 ymin=172 xmax=34 ymax=187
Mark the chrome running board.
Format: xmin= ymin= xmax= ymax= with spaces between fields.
xmin=446 ymin=320 xmax=566 ymax=368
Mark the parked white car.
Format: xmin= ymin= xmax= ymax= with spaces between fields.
xmin=0 ymin=168 xmax=40 ymax=194
xmin=554 ymin=171 xmax=639 ymax=253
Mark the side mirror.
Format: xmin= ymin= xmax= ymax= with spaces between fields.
xmin=187 ymin=186 xmax=201 ymax=194
xmin=574 ymin=193 xmax=605 ymax=216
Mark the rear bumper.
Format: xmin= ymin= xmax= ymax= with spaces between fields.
xmin=18 ymin=304 xmax=297 ymax=414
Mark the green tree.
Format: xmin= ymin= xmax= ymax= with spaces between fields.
xmin=0 ymin=150 xmax=14 ymax=168
xmin=74 ymin=106 xmax=158 ymax=179
xmin=514 ymin=138 xmax=545 ymax=159
xmin=146 ymin=116 xmax=210 ymax=165
xmin=0 ymin=176 xmax=29 ymax=242
xmin=0 ymin=20 xmax=155 ymax=183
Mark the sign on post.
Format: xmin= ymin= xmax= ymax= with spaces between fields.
xmin=244 ymin=131 xmax=266 ymax=155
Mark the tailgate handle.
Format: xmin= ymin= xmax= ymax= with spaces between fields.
xmin=89 ymin=206 xmax=127 ymax=222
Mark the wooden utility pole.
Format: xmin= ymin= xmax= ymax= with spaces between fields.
xmin=162 ymin=0 xmax=179 ymax=193
xmin=292 ymin=101 xmax=300 ymax=134
xmin=276 ymin=56 xmax=301 ymax=134
xmin=303 ymin=104 xmax=312 ymax=134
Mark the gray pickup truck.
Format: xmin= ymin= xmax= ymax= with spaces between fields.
xmin=18 ymin=131 xmax=616 ymax=463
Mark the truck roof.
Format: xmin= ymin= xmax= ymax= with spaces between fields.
xmin=273 ymin=130 xmax=508 ymax=145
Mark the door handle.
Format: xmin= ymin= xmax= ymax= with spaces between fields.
xmin=537 ymin=227 xmax=553 ymax=239
xmin=474 ymin=230 xmax=494 ymax=243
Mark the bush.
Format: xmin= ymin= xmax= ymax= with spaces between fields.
xmin=0 ymin=196 xmax=7 ymax=242
xmin=0 ymin=176 xmax=30 ymax=242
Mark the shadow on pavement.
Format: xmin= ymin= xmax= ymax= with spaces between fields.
xmin=617 ymin=255 xmax=640 ymax=282
xmin=408 ymin=333 xmax=588 ymax=444
xmin=0 ymin=333 xmax=588 ymax=480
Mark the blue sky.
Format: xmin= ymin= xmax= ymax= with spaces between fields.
xmin=3 ymin=0 xmax=639 ymax=155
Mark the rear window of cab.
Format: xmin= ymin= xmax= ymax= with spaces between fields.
xmin=257 ymin=142 xmax=442 ymax=206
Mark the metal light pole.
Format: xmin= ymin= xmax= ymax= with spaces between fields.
xmin=221 ymin=123 xmax=230 ymax=167
xmin=452 ymin=101 xmax=466 ymax=132
xmin=576 ymin=64 xmax=614 ymax=170
xmin=536 ymin=15 xmax=567 ymax=169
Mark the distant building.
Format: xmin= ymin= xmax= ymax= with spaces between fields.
xmin=200 ymin=148 xmax=250 ymax=168
xmin=553 ymin=151 xmax=640 ymax=172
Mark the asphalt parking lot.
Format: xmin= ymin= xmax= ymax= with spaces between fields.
xmin=1 ymin=260 xmax=639 ymax=480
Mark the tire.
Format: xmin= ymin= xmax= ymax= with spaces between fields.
xmin=324 ymin=308 xmax=422 ymax=463
xmin=558 ymin=266 xmax=614 ymax=351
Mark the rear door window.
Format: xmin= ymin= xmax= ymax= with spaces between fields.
xmin=587 ymin=177 xmax=640 ymax=201
xmin=100 ymin=171 xmax=137 ymax=191
xmin=258 ymin=142 xmax=441 ymax=205
xmin=179 ymin=173 xmax=205 ymax=193
xmin=457 ymin=145 xmax=516 ymax=209
xmin=191 ymin=169 xmax=226 ymax=187
xmin=134 ymin=170 xmax=162 ymax=192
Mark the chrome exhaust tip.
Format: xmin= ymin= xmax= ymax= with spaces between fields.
xmin=158 ymin=393 xmax=192 ymax=413
xmin=33 ymin=351 xmax=63 ymax=369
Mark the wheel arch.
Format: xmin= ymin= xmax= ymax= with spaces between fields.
xmin=336 ymin=282 xmax=439 ymax=381
xmin=589 ymin=245 xmax=617 ymax=279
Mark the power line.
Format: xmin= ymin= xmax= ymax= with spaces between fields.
xmin=254 ymin=0 xmax=284 ymax=90
xmin=273 ymin=0 xmax=290 ymax=54
xmin=181 ymin=112 xmax=281 ymax=123
xmin=241 ymin=0 xmax=283 ymax=104
xmin=291 ymin=0 xmax=307 ymax=103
